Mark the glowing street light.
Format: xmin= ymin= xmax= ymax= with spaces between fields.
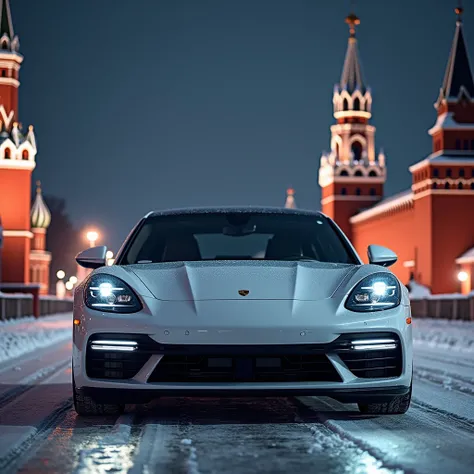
xmin=65 ymin=281 xmax=74 ymax=291
xmin=56 ymin=270 xmax=65 ymax=280
xmin=457 ymin=271 xmax=469 ymax=282
xmin=69 ymin=276 xmax=78 ymax=284
xmin=86 ymin=230 xmax=99 ymax=247
xmin=106 ymin=250 xmax=114 ymax=260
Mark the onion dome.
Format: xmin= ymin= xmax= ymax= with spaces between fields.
xmin=31 ymin=181 xmax=51 ymax=229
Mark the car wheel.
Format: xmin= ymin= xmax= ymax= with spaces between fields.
xmin=73 ymin=377 xmax=124 ymax=416
xmin=357 ymin=382 xmax=412 ymax=415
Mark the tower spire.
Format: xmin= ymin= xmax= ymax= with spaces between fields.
xmin=438 ymin=2 xmax=474 ymax=103
xmin=284 ymin=188 xmax=296 ymax=209
xmin=340 ymin=12 xmax=365 ymax=94
xmin=0 ymin=0 xmax=14 ymax=39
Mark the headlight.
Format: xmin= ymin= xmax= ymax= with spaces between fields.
xmin=345 ymin=272 xmax=401 ymax=312
xmin=85 ymin=274 xmax=142 ymax=313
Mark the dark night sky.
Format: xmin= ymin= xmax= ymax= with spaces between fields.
xmin=12 ymin=0 xmax=474 ymax=251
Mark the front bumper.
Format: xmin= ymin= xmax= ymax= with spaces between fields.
xmin=73 ymin=296 xmax=413 ymax=403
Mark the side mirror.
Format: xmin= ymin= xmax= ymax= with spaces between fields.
xmin=76 ymin=246 xmax=107 ymax=269
xmin=367 ymin=244 xmax=397 ymax=267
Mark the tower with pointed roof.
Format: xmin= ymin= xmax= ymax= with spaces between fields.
xmin=30 ymin=181 xmax=51 ymax=294
xmin=284 ymin=188 xmax=297 ymax=209
xmin=0 ymin=0 xmax=39 ymax=285
xmin=318 ymin=13 xmax=385 ymax=239
xmin=408 ymin=5 xmax=474 ymax=294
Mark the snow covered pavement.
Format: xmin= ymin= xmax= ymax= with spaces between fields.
xmin=0 ymin=315 xmax=474 ymax=473
xmin=0 ymin=313 xmax=71 ymax=364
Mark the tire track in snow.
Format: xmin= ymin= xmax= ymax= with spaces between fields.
xmin=0 ymin=398 xmax=72 ymax=473
xmin=414 ymin=366 xmax=474 ymax=396
xmin=291 ymin=397 xmax=409 ymax=474
xmin=72 ymin=413 xmax=138 ymax=474
xmin=0 ymin=358 xmax=71 ymax=411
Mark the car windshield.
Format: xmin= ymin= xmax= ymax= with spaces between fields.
xmin=119 ymin=212 xmax=358 ymax=265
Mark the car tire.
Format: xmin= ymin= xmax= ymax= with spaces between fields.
xmin=73 ymin=377 xmax=124 ymax=416
xmin=357 ymin=382 xmax=412 ymax=415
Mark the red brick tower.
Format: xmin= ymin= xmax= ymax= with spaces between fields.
xmin=410 ymin=6 xmax=474 ymax=294
xmin=30 ymin=181 xmax=51 ymax=294
xmin=0 ymin=0 xmax=37 ymax=285
xmin=318 ymin=13 xmax=385 ymax=240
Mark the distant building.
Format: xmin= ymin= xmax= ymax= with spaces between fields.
xmin=284 ymin=188 xmax=297 ymax=209
xmin=318 ymin=8 xmax=474 ymax=295
xmin=0 ymin=1 xmax=51 ymax=293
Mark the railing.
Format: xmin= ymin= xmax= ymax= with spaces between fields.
xmin=0 ymin=293 xmax=73 ymax=321
xmin=410 ymin=294 xmax=474 ymax=320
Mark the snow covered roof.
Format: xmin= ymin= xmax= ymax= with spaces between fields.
xmin=339 ymin=13 xmax=366 ymax=94
xmin=349 ymin=189 xmax=413 ymax=224
xmin=147 ymin=206 xmax=323 ymax=219
xmin=428 ymin=112 xmax=474 ymax=135
xmin=439 ymin=11 xmax=474 ymax=101
xmin=456 ymin=247 xmax=474 ymax=264
xmin=409 ymin=150 xmax=474 ymax=172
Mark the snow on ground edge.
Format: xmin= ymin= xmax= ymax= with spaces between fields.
xmin=0 ymin=313 xmax=72 ymax=364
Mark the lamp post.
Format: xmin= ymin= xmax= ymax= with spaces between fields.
xmin=56 ymin=270 xmax=66 ymax=299
xmin=86 ymin=230 xmax=99 ymax=248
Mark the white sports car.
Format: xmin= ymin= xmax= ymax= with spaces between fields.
xmin=72 ymin=207 xmax=413 ymax=416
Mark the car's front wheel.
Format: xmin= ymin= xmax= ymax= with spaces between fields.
xmin=73 ymin=377 xmax=125 ymax=416
xmin=357 ymin=383 xmax=412 ymax=415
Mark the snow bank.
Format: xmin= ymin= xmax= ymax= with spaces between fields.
xmin=408 ymin=280 xmax=431 ymax=299
xmin=0 ymin=313 xmax=72 ymax=364
xmin=413 ymin=318 xmax=474 ymax=354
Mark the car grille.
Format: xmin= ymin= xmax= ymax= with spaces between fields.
xmin=336 ymin=332 xmax=403 ymax=379
xmin=85 ymin=333 xmax=159 ymax=380
xmin=148 ymin=353 xmax=342 ymax=383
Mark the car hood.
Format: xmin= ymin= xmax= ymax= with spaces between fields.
xmin=124 ymin=261 xmax=359 ymax=302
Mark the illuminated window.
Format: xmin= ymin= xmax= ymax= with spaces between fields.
xmin=22 ymin=150 xmax=29 ymax=160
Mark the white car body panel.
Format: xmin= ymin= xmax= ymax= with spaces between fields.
xmin=72 ymin=208 xmax=413 ymax=405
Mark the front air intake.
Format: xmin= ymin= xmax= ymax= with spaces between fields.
xmin=335 ymin=332 xmax=403 ymax=379
xmin=86 ymin=333 xmax=160 ymax=380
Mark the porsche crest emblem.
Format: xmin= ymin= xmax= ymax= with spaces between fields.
xmin=238 ymin=289 xmax=250 ymax=297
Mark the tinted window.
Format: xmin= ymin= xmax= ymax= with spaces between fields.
xmin=120 ymin=213 xmax=357 ymax=265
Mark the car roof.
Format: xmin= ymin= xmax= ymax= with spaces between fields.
xmin=145 ymin=206 xmax=325 ymax=219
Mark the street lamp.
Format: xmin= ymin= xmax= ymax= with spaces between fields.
xmin=65 ymin=281 xmax=74 ymax=291
xmin=69 ymin=276 xmax=78 ymax=284
xmin=86 ymin=230 xmax=99 ymax=247
xmin=56 ymin=270 xmax=65 ymax=280
xmin=457 ymin=271 xmax=469 ymax=282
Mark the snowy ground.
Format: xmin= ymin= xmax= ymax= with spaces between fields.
xmin=0 ymin=315 xmax=473 ymax=473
